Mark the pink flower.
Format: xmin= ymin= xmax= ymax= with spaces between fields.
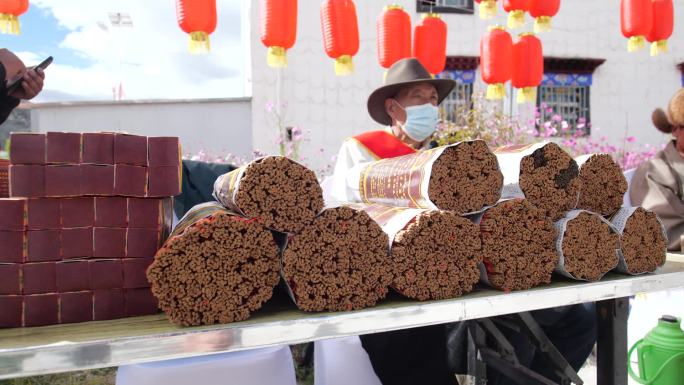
xmin=626 ymin=136 xmax=636 ymax=143
xmin=552 ymin=114 xmax=562 ymax=122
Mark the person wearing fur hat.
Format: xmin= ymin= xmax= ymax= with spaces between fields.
xmin=630 ymin=89 xmax=684 ymax=251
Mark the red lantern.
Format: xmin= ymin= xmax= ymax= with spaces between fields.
xmin=0 ymin=0 xmax=28 ymax=35
xmin=377 ymin=5 xmax=411 ymax=70
xmin=512 ymin=33 xmax=543 ymax=104
xmin=480 ymin=26 xmax=513 ymax=100
xmin=413 ymin=13 xmax=447 ymax=76
xmin=260 ymin=0 xmax=298 ymax=68
xmin=176 ymin=0 xmax=217 ymax=54
xmin=503 ymin=0 xmax=529 ymax=29
xmin=647 ymin=0 xmax=673 ymax=56
xmin=321 ymin=0 xmax=359 ymax=75
xmin=621 ymin=0 xmax=653 ymax=52
xmin=529 ymin=0 xmax=560 ymax=33
xmin=475 ymin=0 xmax=497 ymax=20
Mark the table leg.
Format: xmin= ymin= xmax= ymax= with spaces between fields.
xmin=597 ymin=297 xmax=629 ymax=385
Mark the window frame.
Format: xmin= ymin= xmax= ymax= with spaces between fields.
xmin=536 ymin=77 xmax=592 ymax=137
xmin=416 ymin=0 xmax=474 ymax=14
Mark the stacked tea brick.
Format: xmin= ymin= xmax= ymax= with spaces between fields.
xmin=0 ymin=132 xmax=178 ymax=328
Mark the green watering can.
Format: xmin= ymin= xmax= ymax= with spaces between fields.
xmin=629 ymin=315 xmax=684 ymax=385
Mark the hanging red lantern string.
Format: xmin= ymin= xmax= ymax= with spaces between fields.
xmin=377 ymin=4 xmax=411 ymax=70
xmin=0 ymin=0 xmax=28 ymax=35
xmin=621 ymin=0 xmax=653 ymax=52
xmin=321 ymin=0 xmax=359 ymax=76
xmin=529 ymin=0 xmax=560 ymax=33
xmin=480 ymin=26 xmax=513 ymax=100
xmin=413 ymin=13 xmax=447 ymax=76
xmin=176 ymin=0 xmax=217 ymax=54
xmin=512 ymin=33 xmax=543 ymax=104
xmin=475 ymin=0 xmax=498 ymax=20
xmin=503 ymin=0 xmax=529 ymax=29
xmin=647 ymin=0 xmax=673 ymax=56
xmin=260 ymin=0 xmax=298 ymax=68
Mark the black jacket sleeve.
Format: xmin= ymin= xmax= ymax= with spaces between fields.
xmin=0 ymin=63 xmax=21 ymax=125
xmin=174 ymin=159 xmax=237 ymax=218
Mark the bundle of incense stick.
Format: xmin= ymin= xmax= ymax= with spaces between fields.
xmin=354 ymin=203 xmax=482 ymax=301
xmin=495 ymin=142 xmax=582 ymax=220
xmin=476 ymin=199 xmax=557 ymax=291
xmin=213 ymin=156 xmax=324 ymax=233
xmin=554 ymin=210 xmax=620 ymax=281
xmin=147 ymin=202 xmax=280 ymax=326
xmin=609 ymin=207 xmax=667 ymax=274
xmin=281 ymin=206 xmax=393 ymax=312
xmin=575 ymin=154 xmax=628 ymax=216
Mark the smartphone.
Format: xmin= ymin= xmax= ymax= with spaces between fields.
xmin=6 ymin=56 xmax=53 ymax=94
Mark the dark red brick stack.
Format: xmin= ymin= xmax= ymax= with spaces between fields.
xmin=0 ymin=159 xmax=8 ymax=198
xmin=0 ymin=132 xmax=177 ymax=328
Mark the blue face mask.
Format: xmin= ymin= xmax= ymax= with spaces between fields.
xmin=395 ymin=101 xmax=439 ymax=142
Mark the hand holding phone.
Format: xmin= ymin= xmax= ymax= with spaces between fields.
xmin=6 ymin=56 xmax=51 ymax=98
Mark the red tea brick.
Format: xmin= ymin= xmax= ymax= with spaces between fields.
xmin=0 ymin=198 xmax=26 ymax=231
xmin=24 ymin=294 xmax=59 ymax=327
xmin=0 ymin=296 xmax=23 ymax=327
xmin=56 ymin=260 xmax=90 ymax=292
xmin=61 ymin=227 xmax=93 ymax=259
xmin=45 ymin=165 xmax=80 ymax=197
xmin=0 ymin=231 xmax=25 ymax=263
xmin=148 ymin=137 xmax=180 ymax=167
xmin=89 ymin=259 xmax=123 ymax=289
xmin=93 ymin=289 xmax=124 ymax=321
xmin=23 ymin=262 xmax=57 ymax=295
xmin=94 ymin=197 xmax=127 ymax=227
xmin=0 ymin=264 xmax=21 ymax=295
xmin=61 ymin=197 xmax=94 ymax=228
xmin=126 ymin=228 xmax=159 ymax=258
xmin=94 ymin=228 xmax=126 ymax=259
xmin=80 ymin=165 xmax=115 ymax=196
xmin=124 ymin=288 xmax=158 ymax=317
xmin=147 ymin=166 xmax=181 ymax=197
xmin=59 ymin=291 xmax=93 ymax=324
xmin=9 ymin=133 xmax=46 ymax=165
xmin=114 ymin=164 xmax=147 ymax=197
xmin=114 ymin=134 xmax=147 ymax=166
xmin=127 ymin=198 xmax=162 ymax=228
xmin=27 ymin=198 xmax=61 ymax=230
xmin=82 ymin=133 xmax=114 ymax=165
xmin=9 ymin=165 xmax=45 ymax=198
xmin=27 ymin=230 xmax=61 ymax=262
xmin=46 ymin=132 xmax=81 ymax=164
xmin=122 ymin=258 xmax=153 ymax=288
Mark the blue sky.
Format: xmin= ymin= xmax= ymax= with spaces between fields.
xmin=1 ymin=0 xmax=245 ymax=102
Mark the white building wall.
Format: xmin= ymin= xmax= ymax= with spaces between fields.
xmin=28 ymin=98 xmax=252 ymax=159
xmin=250 ymin=0 xmax=684 ymax=171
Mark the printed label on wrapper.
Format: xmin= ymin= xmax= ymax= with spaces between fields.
xmin=170 ymin=201 xmax=241 ymax=239
xmin=348 ymin=203 xmax=425 ymax=248
xmin=212 ymin=164 xmax=249 ymax=216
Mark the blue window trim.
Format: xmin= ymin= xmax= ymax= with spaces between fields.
xmin=541 ymin=73 xmax=593 ymax=87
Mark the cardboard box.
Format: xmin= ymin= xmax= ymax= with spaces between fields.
xmin=82 ymin=133 xmax=114 ymax=165
xmin=80 ymin=165 xmax=115 ymax=196
xmin=94 ymin=197 xmax=127 ymax=227
xmin=89 ymin=259 xmax=123 ymax=289
xmin=122 ymin=258 xmax=153 ymax=288
xmin=114 ymin=134 xmax=147 ymax=166
xmin=9 ymin=165 xmax=45 ymax=198
xmin=61 ymin=197 xmax=95 ymax=228
xmin=24 ymin=294 xmax=59 ymax=327
xmin=0 ymin=198 xmax=26 ymax=231
xmin=0 ymin=296 xmax=22 ymax=327
xmin=45 ymin=165 xmax=80 ymax=197
xmin=56 ymin=260 xmax=90 ymax=292
xmin=126 ymin=228 xmax=160 ymax=259
xmin=46 ymin=132 xmax=81 ymax=164
xmin=114 ymin=164 xmax=147 ymax=197
xmin=127 ymin=198 xmax=162 ymax=228
xmin=147 ymin=166 xmax=181 ymax=197
xmin=23 ymin=262 xmax=57 ymax=295
xmin=27 ymin=198 xmax=61 ymax=230
xmin=148 ymin=137 xmax=180 ymax=167
xmin=0 ymin=231 xmax=25 ymax=263
xmin=61 ymin=227 xmax=94 ymax=259
xmin=124 ymin=288 xmax=158 ymax=317
xmin=27 ymin=230 xmax=61 ymax=262
xmin=59 ymin=291 xmax=93 ymax=324
xmin=9 ymin=133 xmax=46 ymax=165
xmin=0 ymin=264 xmax=21 ymax=295
xmin=93 ymin=289 xmax=124 ymax=321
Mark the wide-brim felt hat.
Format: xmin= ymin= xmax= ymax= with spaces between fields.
xmin=367 ymin=58 xmax=456 ymax=126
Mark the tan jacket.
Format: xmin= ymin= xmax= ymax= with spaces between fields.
xmin=630 ymin=141 xmax=684 ymax=251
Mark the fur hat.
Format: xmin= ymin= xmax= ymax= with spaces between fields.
xmin=652 ymin=89 xmax=684 ymax=134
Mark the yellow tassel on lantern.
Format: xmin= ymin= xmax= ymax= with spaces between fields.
xmin=507 ymin=10 xmax=525 ymax=29
xmin=188 ymin=31 xmax=211 ymax=54
xmin=533 ymin=16 xmax=552 ymax=33
xmin=650 ymin=40 xmax=669 ymax=56
xmin=517 ymin=87 xmax=537 ymax=104
xmin=267 ymin=46 xmax=288 ymax=68
xmin=486 ymin=83 xmax=506 ymax=100
xmin=0 ymin=14 xmax=20 ymax=35
xmin=479 ymin=0 xmax=497 ymax=19
xmin=334 ymin=55 xmax=354 ymax=76
xmin=627 ymin=36 xmax=646 ymax=52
